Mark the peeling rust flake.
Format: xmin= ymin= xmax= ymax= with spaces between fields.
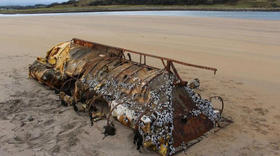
xmin=28 ymin=38 xmax=224 ymax=156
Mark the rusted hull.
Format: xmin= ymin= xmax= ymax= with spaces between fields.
xmin=29 ymin=38 xmax=222 ymax=155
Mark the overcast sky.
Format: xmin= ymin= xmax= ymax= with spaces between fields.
xmin=0 ymin=0 xmax=69 ymax=6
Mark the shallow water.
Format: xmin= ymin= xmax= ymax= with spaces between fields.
xmin=1 ymin=10 xmax=280 ymax=20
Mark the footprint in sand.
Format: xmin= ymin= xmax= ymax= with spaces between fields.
xmin=43 ymin=119 xmax=55 ymax=127
xmin=254 ymin=108 xmax=269 ymax=116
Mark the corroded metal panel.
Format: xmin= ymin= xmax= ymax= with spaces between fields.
xmin=28 ymin=38 xmax=222 ymax=156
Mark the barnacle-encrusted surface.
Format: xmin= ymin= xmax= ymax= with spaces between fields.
xmin=29 ymin=38 xmax=221 ymax=156
xmin=80 ymin=70 xmax=177 ymax=154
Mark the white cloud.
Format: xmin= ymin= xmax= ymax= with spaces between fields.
xmin=0 ymin=0 xmax=69 ymax=6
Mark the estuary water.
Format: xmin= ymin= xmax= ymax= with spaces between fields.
xmin=1 ymin=10 xmax=280 ymax=20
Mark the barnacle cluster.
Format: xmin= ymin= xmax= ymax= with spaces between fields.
xmin=184 ymin=86 xmax=220 ymax=124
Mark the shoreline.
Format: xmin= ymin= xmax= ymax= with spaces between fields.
xmin=1 ymin=6 xmax=280 ymax=15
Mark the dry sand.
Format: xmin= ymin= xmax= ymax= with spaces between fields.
xmin=0 ymin=15 xmax=279 ymax=156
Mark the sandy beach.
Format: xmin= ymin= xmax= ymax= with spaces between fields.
xmin=0 ymin=14 xmax=279 ymax=156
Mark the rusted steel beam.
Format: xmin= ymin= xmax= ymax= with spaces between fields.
xmin=88 ymin=57 xmax=115 ymax=76
xmin=77 ymin=57 xmax=107 ymax=79
xmin=166 ymin=60 xmax=171 ymax=72
xmin=127 ymin=53 xmax=132 ymax=61
xmin=107 ymin=63 xmax=132 ymax=79
xmin=123 ymin=66 xmax=145 ymax=82
xmin=144 ymin=55 xmax=146 ymax=65
xmin=114 ymin=64 xmax=136 ymax=79
xmin=161 ymin=59 xmax=166 ymax=68
xmin=124 ymin=49 xmax=217 ymax=74
xmin=72 ymin=38 xmax=217 ymax=74
xmin=73 ymin=38 xmax=123 ymax=51
xmin=170 ymin=62 xmax=183 ymax=83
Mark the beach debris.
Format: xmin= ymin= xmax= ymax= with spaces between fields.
xmin=134 ymin=129 xmax=144 ymax=151
xmin=29 ymin=38 xmax=223 ymax=155
xmin=27 ymin=116 xmax=34 ymax=122
xmin=188 ymin=78 xmax=200 ymax=89
xmin=103 ymin=122 xmax=116 ymax=138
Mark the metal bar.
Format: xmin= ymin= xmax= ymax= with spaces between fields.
xmin=127 ymin=53 xmax=132 ymax=61
xmin=114 ymin=64 xmax=136 ymax=79
xmin=90 ymin=57 xmax=115 ymax=76
xmin=83 ymin=57 xmax=111 ymax=81
xmin=142 ymin=70 xmax=161 ymax=82
xmin=92 ymin=59 xmax=127 ymax=86
xmin=73 ymin=38 xmax=123 ymax=51
xmin=72 ymin=38 xmax=218 ymax=74
xmin=124 ymin=49 xmax=217 ymax=74
xmin=144 ymin=55 xmax=146 ymax=65
xmin=166 ymin=60 xmax=171 ymax=72
xmin=123 ymin=66 xmax=145 ymax=83
xmin=161 ymin=59 xmax=166 ymax=68
xmin=170 ymin=62 xmax=183 ymax=82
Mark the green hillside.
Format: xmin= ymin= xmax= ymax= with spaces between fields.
xmin=1 ymin=0 xmax=279 ymax=14
xmin=60 ymin=0 xmax=280 ymax=8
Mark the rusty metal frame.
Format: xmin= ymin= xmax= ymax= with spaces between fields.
xmin=81 ymin=57 xmax=109 ymax=81
xmin=123 ymin=49 xmax=217 ymax=74
xmin=123 ymin=66 xmax=144 ymax=82
xmin=90 ymin=57 xmax=115 ymax=76
xmin=29 ymin=39 xmax=225 ymax=155
xmin=114 ymin=64 xmax=136 ymax=79
xmin=72 ymin=38 xmax=218 ymax=85
xmin=91 ymin=59 xmax=128 ymax=86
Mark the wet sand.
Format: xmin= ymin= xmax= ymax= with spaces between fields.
xmin=0 ymin=15 xmax=279 ymax=156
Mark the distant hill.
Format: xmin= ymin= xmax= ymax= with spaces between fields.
xmin=1 ymin=0 xmax=279 ymax=14
xmin=54 ymin=0 xmax=279 ymax=8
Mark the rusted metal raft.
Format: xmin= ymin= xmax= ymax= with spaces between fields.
xmin=29 ymin=38 xmax=223 ymax=155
